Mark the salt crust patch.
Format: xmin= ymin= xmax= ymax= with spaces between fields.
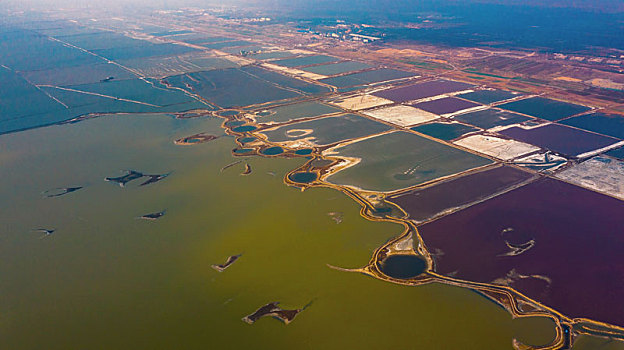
xmin=454 ymin=134 xmax=539 ymax=160
xmin=555 ymin=156 xmax=624 ymax=200
xmin=331 ymin=95 xmax=393 ymax=111
xmin=363 ymin=105 xmax=438 ymax=127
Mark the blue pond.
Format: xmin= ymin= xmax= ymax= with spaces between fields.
xmin=288 ymin=172 xmax=318 ymax=183
xmin=378 ymin=255 xmax=427 ymax=279
xmin=232 ymin=125 xmax=257 ymax=132
xmin=261 ymin=146 xmax=284 ymax=155
xmin=219 ymin=110 xmax=240 ymax=117
xmin=238 ymin=137 xmax=257 ymax=143
xmin=295 ymin=148 xmax=314 ymax=155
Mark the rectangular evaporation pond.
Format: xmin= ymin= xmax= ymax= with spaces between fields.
xmin=1 ymin=82 xmax=208 ymax=134
xmin=0 ymin=30 xmax=101 ymax=71
xmin=20 ymin=62 xmax=136 ymax=86
xmin=249 ymin=51 xmax=296 ymax=60
xmin=261 ymin=113 xmax=393 ymax=146
xmin=411 ymin=122 xmax=480 ymax=141
xmin=255 ymin=101 xmax=342 ymax=124
xmin=180 ymin=36 xmax=235 ymax=44
xmin=372 ymin=79 xmax=474 ymax=103
xmin=499 ymin=123 xmax=619 ymax=157
xmin=202 ymin=40 xmax=255 ymax=49
xmin=36 ymin=25 xmax=101 ymax=37
xmin=43 ymin=85 xmax=208 ymax=114
xmin=605 ymin=146 xmax=624 ymax=160
xmin=62 ymin=78 xmax=202 ymax=107
xmin=150 ymin=30 xmax=193 ymax=37
xmin=324 ymin=131 xmax=493 ymax=192
xmin=389 ymin=165 xmax=535 ymax=223
xmin=59 ymin=32 xmax=147 ymax=51
xmin=559 ymin=112 xmax=624 ymax=140
xmin=299 ymin=61 xmax=372 ymax=75
xmin=0 ymin=67 xmax=67 ymax=123
xmin=412 ymin=97 xmax=481 ymax=115
xmin=163 ymin=68 xmax=302 ymax=108
xmin=241 ymin=65 xmax=330 ymax=95
xmin=417 ymin=177 xmax=624 ymax=327
xmin=454 ymin=109 xmax=532 ymax=130
xmin=457 ymin=89 xmax=521 ymax=104
xmin=319 ymin=68 xmax=416 ymax=88
xmin=497 ymin=97 xmax=591 ymax=121
xmin=271 ymin=55 xmax=340 ymax=68
xmin=118 ymin=55 xmax=239 ymax=77
xmin=93 ymin=43 xmax=198 ymax=61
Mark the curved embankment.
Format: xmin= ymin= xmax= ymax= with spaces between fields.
xmin=184 ymin=109 xmax=624 ymax=350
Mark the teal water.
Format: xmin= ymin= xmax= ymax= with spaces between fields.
xmin=288 ymin=172 xmax=318 ymax=183
xmin=261 ymin=146 xmax=284 ymax=155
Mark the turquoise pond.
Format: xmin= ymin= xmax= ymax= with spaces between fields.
xmin=261 ymin=146 xmax=285 ymax=155
xmin=288 ymin=172 xmax=318 ymax=183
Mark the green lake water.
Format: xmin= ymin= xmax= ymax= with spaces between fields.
xmin=0 ymin=113 xmax=563 ymax=349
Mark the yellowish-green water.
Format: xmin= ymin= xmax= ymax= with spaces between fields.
xmin=0 ymin=113 xmax=575 ymax=349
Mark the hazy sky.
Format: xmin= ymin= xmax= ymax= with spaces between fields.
xmin=2 ymin=0 xmax=623 ymax=13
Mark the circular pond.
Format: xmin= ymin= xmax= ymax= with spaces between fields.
xmin=261 ymin=146 xmax=284 ymax=155
xmin=238 ymin=137 xmax=257 ymax=144
xmin=379 ymin=255 xmax=427 ymax=279
xmin=288 ymin=172 xmax=318 ymax=184
xmin=232 ymin=125 xmax=257 ymax=133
